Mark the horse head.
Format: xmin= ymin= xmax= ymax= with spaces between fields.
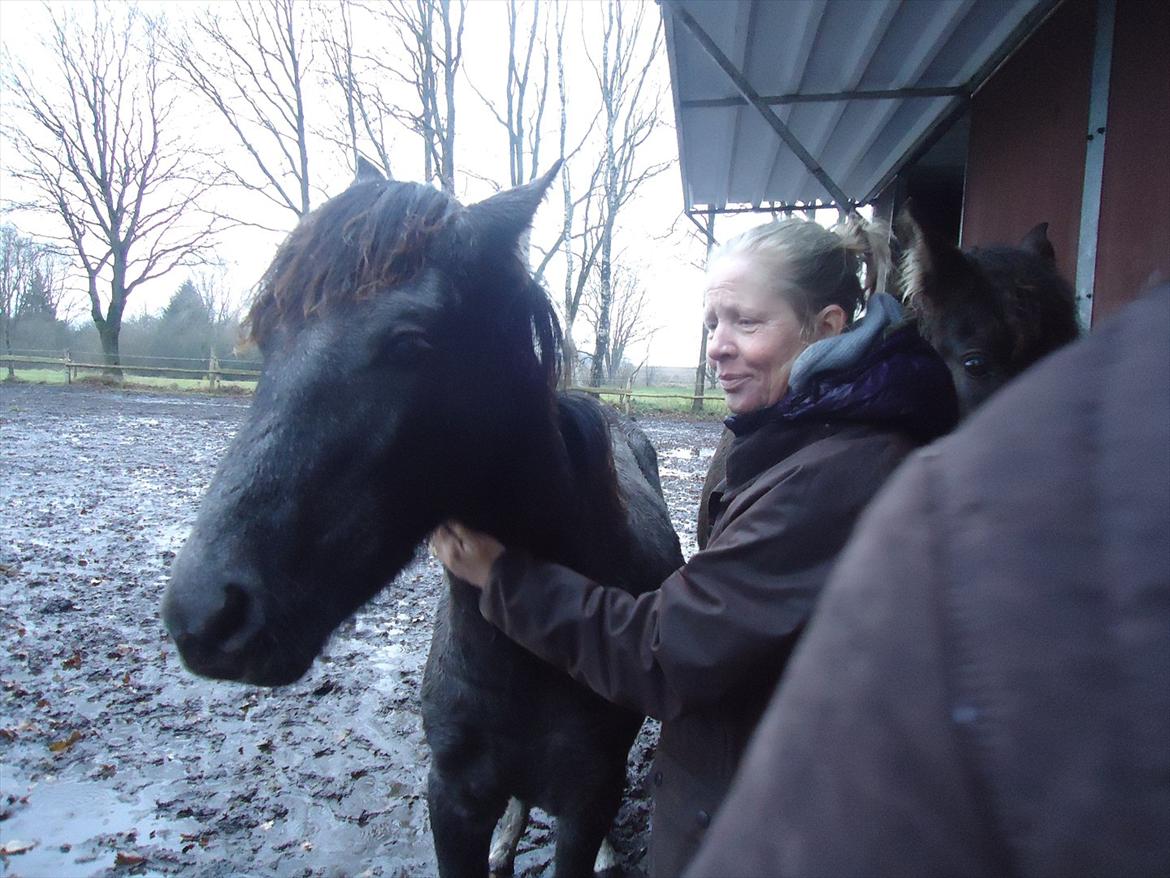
xmin=162 ymin=165 xmax=561 ymax=686
xmin=898 ymin=208 xmax=1080 ymax=416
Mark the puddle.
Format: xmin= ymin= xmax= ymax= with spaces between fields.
xmin=1 ymin=768 xmax=200 ymax=877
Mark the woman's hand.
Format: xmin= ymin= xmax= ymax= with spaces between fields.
xmin=430 ymin=521 xmax=505 ymax=589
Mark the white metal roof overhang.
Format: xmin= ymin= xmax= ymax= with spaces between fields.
xmin=662 ymin=0 xmax=1060 ymax=217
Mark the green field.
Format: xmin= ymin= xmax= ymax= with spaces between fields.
xmin=581 ymin=386 xmax=728 ymax=417
xmin=3 ymin=366 xmax=728 ymax=416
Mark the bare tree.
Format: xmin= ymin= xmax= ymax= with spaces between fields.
xmin=581 ymin=263 xmax=657 ymax=383
xmin=169 ymin=0 xmax=316 ymax=222
xmin=585 ymin=0 xmax=671 ymax=386
xmin=539 ymin=0 xmax=610 ymax=386
xmin=0 ymin=227 xmax=40 ymax=376
xmin=318 ymin=3 xmax=395 ymax=178
xmin=4 ymin=5 xmax=223 ymax=375
xmin=374 ymin=0 xmax=466 ymax=194
xmin=468 ymin=0 xmax=549 ymax=188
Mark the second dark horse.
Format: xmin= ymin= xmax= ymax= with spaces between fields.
xmin=161 ymin=164 xmax=683 ymax=877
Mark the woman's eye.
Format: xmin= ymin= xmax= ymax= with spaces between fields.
xmin=962 ymin=352 xmax=989 ymax=377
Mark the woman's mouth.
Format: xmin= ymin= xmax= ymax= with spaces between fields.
xmin=719 ymin=374 xmax=750 ymax=392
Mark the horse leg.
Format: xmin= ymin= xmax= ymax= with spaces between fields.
xmin=552 ymin=790 xmax=622 ymax=878
xmin=488 ymin=797 xmax=529 ymax=875
xmin=593 ymin=835 xmax=619 ymax=875
xmin=427 ymin=767 xmax=505 ymax=878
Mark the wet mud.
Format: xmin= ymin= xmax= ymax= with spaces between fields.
xmin=0 ymin=383 xmax=722 ymax=877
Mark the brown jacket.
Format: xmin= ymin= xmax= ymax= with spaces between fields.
xmin=686 ymin=287 xmax=1170 ymax=877
xmin=481 ymin=419 xmax=918 ymax=876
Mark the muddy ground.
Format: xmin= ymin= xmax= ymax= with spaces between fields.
xmin=0 ymin=382 xmax=722 ymax=878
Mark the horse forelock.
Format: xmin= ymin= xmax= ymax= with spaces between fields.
xmin=246 ymin=181 xmax=459 ymax=345
xmin=245 ymin=180 xmax=564 ymax=394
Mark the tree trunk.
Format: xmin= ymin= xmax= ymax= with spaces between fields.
xmin=589 ymin=257 xmax=611 ymax=387
xmin=692 ymin=210 xmax=717 ymax=413
xmin=439 ymin=0 xmax=458 ymax=194
xmin=98 ymin=323 xmax=123 ymax=380
xmin=690 ymin=325 xmax=708 ymax=413
xmin=3 ymin=319 xmax=14 ymax=380
xmin=561 ymin=331 xmax=577 ymax=390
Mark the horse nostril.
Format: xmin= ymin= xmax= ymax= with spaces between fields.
xmin=203 ymin=583 xmax=257 ymax=651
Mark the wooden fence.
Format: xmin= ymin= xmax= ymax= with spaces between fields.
xmin=0 ymin=351 xmax=261 ymax=390
xmin=1 ymin=350 xmax=725 ymax=412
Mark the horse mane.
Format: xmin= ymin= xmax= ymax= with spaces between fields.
xmin=554 ymin=392 xmax=628 ymax=556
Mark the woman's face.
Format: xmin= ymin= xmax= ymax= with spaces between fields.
xmin=704 ymin=256 xmax=809 ymax=414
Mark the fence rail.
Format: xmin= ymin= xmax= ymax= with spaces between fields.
xmin=1 ymin=351 xmax=261 ymax=389
xmin=1 ymin=351 xmax=724 ymax=411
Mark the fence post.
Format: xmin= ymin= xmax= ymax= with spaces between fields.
xmin=209 ymin=353 xmax=220 ymax=391
xmin=64 ymin=349 xmax=73 ymax=384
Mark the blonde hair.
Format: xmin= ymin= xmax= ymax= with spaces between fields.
xmin=712 ymin=215 xmax=891 ymax=329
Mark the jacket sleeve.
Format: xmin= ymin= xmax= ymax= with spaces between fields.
xmin=479 ymin=436 xmax=899 ymax=721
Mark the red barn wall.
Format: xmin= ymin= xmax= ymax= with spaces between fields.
xmin=963 ymin=0 xmax=1170 ymax=321
xmin=961 ymin=0 xmax=1094 ymax=288
xmin=1094 ymin=0 xmax=1170 ymax=317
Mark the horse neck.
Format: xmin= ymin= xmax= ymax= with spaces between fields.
xmin=461 ymin=399 xmax=612 ymax=568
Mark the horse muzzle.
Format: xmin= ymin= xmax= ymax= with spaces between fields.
xmin=162 ymin=545 xmax=306 ymax=686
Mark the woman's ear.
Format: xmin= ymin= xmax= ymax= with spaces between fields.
xmin=812 ymin=304 xmax=848 ymax=340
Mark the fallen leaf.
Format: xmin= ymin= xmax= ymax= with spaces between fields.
xmin=115 ymin=851 xmax=146 ymax=866
xmin=62 ymin=652 xmax=82 ymax=670
xmin=0 ymin=839 xmax=35 ymax=855
xmin=49 ymin=730 xmax=83 ymax=753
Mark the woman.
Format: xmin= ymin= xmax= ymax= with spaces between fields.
xmin=433 ymin=217 xmax=959 ymax=876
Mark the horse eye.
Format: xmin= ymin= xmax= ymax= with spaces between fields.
xmin=383 ymin=331 xmax=433 ymax=364
xmin=962 ymin=352 xmax=990 ymax=377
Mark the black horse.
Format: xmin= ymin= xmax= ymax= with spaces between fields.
xmin=696 ymin=214 xmax=1080 ymax=548
xmin=162 ymin=163 xmax=683 ymax=877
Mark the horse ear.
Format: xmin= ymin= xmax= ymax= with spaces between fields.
xmin=1019 ymin=222 xmax=1056 ymax=266
xmin=353 ymin=157 xmax=385 ymax=185
xmin=896 ymin=203 xmax=967 ymax=306
xmin=464 ymin=162 xmax=562 ymax=250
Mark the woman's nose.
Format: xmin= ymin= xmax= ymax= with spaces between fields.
xmin=707 ymin=325 xmax=733 ymax=361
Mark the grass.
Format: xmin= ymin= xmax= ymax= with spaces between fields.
xmin=3 ymin=367 xmax=257 ymax=394
xmin=4 ymin=366 xmax=727 ymax=416
xmin=583 ymin=385 xmax=728 ymax=418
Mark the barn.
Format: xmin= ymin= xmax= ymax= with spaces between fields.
xmin=660 ymin=0 xmax=1169 ymax=327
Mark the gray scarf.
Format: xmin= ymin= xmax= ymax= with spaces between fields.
xmin=788 ymin=292 xmax=905 ymax=394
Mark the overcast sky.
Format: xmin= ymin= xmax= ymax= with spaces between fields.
xmin=0 ymin=0 xmax=783 ymax=367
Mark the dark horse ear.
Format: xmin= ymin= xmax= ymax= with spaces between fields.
xmin=1019 ymin=222 xmax=1056 ymax=266
xmin=896 ymin=203 xmax=969 ymax=306
xmin=463 ymin=162 xmax=562 ymax=252
xmin=353 ymin=157 xmax=386 ymax=185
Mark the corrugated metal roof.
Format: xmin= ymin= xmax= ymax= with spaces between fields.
xmin=662 ymin=0 xmax=1059 ymax=214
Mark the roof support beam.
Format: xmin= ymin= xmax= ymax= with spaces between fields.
xmin=681 ymin=86 xmax=966 ymax=109
xmin=689 ymin=201 xmax=841 ymax=217
xmin=662 ymin=0 xmax=857 ymax=216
